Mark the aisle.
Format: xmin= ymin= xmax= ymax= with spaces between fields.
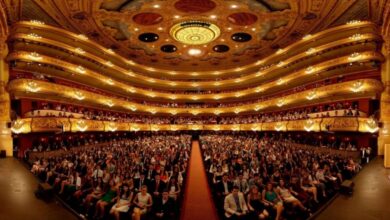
xmin=181 ymin=140 xmax=219 ymax=220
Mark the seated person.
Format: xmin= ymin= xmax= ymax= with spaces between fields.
xmin=132 ymin=185 xmax=153 ymax=220
xmin=276 ymin=180 xmax=309 ymax=212
xmin=247 ymin=185 xmax=269 ymax=219
xmin=94 ymin=180 xmax=118 ymax=219
xmin=224 ymin=186 xmax=249 ymax=219
xmin=262 ymin=183 xmax=283 ymax=220
xmin=154 ymin=191 xmax=175 ymax=219
xmin=110 ymin=184 xmax=134 ymax=220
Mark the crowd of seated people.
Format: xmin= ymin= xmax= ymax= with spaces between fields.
xmin=200 ymin=133 xmax=362 ymax=220
xmin=22 ymin=101 xmax=363 ymax=126
xmin=29 ymin=134 xmax=191 ymax=220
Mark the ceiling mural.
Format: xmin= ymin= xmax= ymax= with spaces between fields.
xmin=24 ymin=0 xmax=371 ymax=71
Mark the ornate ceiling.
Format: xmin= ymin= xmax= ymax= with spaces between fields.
xmin=12 ymin=0 xmax=376 ymax=72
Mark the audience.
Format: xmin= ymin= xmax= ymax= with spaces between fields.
xmin=30 ymin=134 xmax=191 ymax=220
xmin=200 ymin=133 xmax=363 ymax=220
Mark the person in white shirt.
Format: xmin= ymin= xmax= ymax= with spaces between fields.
xmin=224 ymin=186 xmax=249 ymax=218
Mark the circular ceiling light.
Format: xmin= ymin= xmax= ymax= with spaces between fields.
xmin=170 ymin=21 xmax=221 ymax=45
xmin=188 ymin=48 xmax=202 ymax=56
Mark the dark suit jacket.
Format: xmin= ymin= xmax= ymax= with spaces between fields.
xmin=134 ymin=178 xmax=149 ymax=191
xmin=216 ymin=180 xmax=233 ymax=195
xmin=153 ymin=197 xmax=175 ymax=218
xmin=149 ymin=180 xmax=167 ymax=194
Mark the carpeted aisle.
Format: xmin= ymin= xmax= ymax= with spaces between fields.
xmin=181 ymin=140 xmax=219 ymax=220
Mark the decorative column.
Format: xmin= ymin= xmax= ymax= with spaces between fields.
xmin=0 ymin=42 xmax=12 ymax=156
xmin=378 ymin=4 xmax=390 ymax=167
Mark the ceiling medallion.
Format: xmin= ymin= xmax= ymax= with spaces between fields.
xmin=170 ymin=21 xmax=221 ymax=45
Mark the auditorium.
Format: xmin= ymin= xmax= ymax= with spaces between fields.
xmin=0 ymin=0 xmax=390 ymax=220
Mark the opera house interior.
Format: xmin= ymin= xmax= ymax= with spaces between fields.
xmin=1 ymin=0 xmax=390 ymax=220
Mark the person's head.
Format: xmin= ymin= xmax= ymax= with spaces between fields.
xmin=279 ymin=179 xmax=285 ymax=187
xmin=222 ymin=174 xmax=228 ymax=181
xmin=162 ymin=191 xmax=169 ymax=200
xmin=250 ymin=185 xmax=259 ymax=194
xmin=232 ymin=186 xmax=240 ymax=195
xmin=266 ymin=182 xmax=273 ymax=190
xmin=141 ymin=185 xmax=148 ymax=194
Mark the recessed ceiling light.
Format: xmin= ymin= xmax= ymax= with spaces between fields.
xmin=134 ymin=28 xmax=139 ymax=31
xmin=188 ymin=48 xmax=202 ymax=56
xmin=231 ymin=5 xmax=238 ymax=9
xmin=210 ymin=15 xmax=217 ymax=19
xmin=227 ymin=27 xmax=232 ymax=31
xmin=251 ymin=28 xmax=256 ymax=31
xmin=153 ymin=4 xmax=160 ymax=8
xmin=174 ymin=15 xmax=180 ymax=19
xmin=157 ymin=27 xmax=163 ymax=31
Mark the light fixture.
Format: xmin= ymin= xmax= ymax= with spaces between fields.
xmin=210 ymin=15 xmax=217 ymax=19
xmin=147 ymin=93 xmax=156 ymax=97
xmin=276 ymin=61 xmax=285 ymax=67
xmin=157 ymin=27 xmax=163 ymax=31
xmin=106 ymin=100 xmax=114 ymax=107
xmin=234 ymin=109 xmax=241 ymax=114
xmin=106 ymin=78 xmax=114 ymax=85
xmin=351 ymin=80 xmax=363 ymax=92
xmin=27 ymin=33 xmax=42 ymax=39
xmin=276 ymin=49 xmax=284 ymax=54
xmin=174 ymin=15 xmax=181 ymax=19
xmin=302 ymin=34 xmax=312 ymax=40
xmin=306 ymin=90 xmax=317 ymax=100
xmin=191 ymin=96 xmax=199 ymax=100
xmin=128 ymin=88 xmax=136 ymax=93
xmin=188 ymin=48 xmax=202 ymax=56
xmin=191 ymin=72 xmax=199 ymax=76
xmin=255 ymin=87 xmax=263 ymax=93
xmin=170 ymin=95 xmax=177 ymax=100
xmin=234 ymin=92 xmax=243 ymax=97
xmin=230 ymin=4 xmax=238 ymax=8
xmin=191 ymin=110 xmax=199 ymax=115
xmin=26 ymin=81 xmax=40 ymax=92
xmin=170 ymin=82 xmax=177 ymax=86
xmin=128 ymin=71 xmax=135 ymax=77
xmin=75 ymin=47 xmax=86 ymax=54
xmin=129 ymin=105 xmax=137 ymax=111
xmin=349 ymin=33 xmax=363 ymax=40
xmin=306 ymin=48 xmax=316 ymax=55
xmin=276 ymin=78 xmax=284 ymax=85
xmin=191 ymin=83 xmax=199 ymax=87
xmin=11 ymin=120 xmax=25 ymax=134
xmin=171 ymin=21 xmax=221 ymax=45
xmin=347 ymin=20 xmax=362 ymax=25
xmin=153 ymin=4 xmax=160 ymax=8
xmin=106 ymin=48 xmax=115 ymax=54
xmin=28 ymin=52 xmax=42 ymax=61
xmin=214 ymin=110 xmax=222 ymax=115
xmin=74 ymin=91 xmax=85 ymax=100
xmin=305 ymin=66 xmax=315 ymax=74
xmin=170 ymin=110 xmax=177 ymax=115
xmin=366 ymin=118 xmax=379 ymax=133
xmin=76 ymin=120 xmax=88 ymax=132
xmin=275 ymin=122 xmax=284 ymax=131
xmin=276 ymin=99 xmax=285 ymax=107
xmin=75 ymin=66 xmax=86 ymax=74
xmin=214 ymin=95 xmax=221 ymax=100
xmin=77 ymin=34 xmax=88 ymax=40
xmin=254 ymin=105 xmax=262 ymax=111
xmin=30 ymin=20 xmax=45 ymax=25
xmin=348 ymin=52 xmax=361 ymax=61
xmin=304 ymin=119 xmax=315 ymax=131
xmin=149 ymin=109 xmax=157 ymax=114
xmin=148 ymin=78 xmax=156 ymax=83
xmin=104 ymin=61 xmax=113 ymax=67
xmin=214 ymin=82 xmax=221 ymax=86
xmin=169 ymin=71 xmax=177 ymax=75
xmin=234 ymin=78 xmax=243 ymax=83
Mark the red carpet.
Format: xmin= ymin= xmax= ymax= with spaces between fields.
xmin=181 ymin=141 xmax=219 ymax=220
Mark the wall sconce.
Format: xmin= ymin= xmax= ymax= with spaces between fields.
xmin=129 ymin=105 xmax=137 ymax=111
xmin=26 ymin=81 xmax=40 ymax=92
xmin=276 ymin=78 xmax=284 ymax=85
xmin=366 ymin=118 xmax=379 ymax=133
xmin=149 ymin=109 xmax=157 ymax=114
xmin=30 ymin=20 xmax=45 ymax=25
xmin=75 ymin=66 xmax=86 ymax=74
xmin=351 ymin=80 xmax=363 ymax=92
xmin=276 ymin=99 xmax=285 ymax=107
xmin=276 ymin=61 xmax=285 ymax=67
xmin=105 ymin=61 xmax=114 ymax=67
xmin=348 ymin=52 xmax=361 ymax=61
xmin=106 ymin=78 xmax=115 ymax=85
xmin=346 ymin=20 xmax=362 ymax=25
xmin=74 ymin=47 xmax=85 ymax=54
xmin=306 ymin=48 xmax=316 ymax=55
xmin=306 ymin=90 xmax=317 ymax=100
xmin=234 ymin=109 xmax=242 ymax=114
xmin=11 ymin=120 xmax=25 ymax=134
xmin=76 ymin=120 xmax=88 ymax=132
xmin=27 ymin=33 xmax=42 ymax=39
xmin=77 ymin=34 xmax=88 ymax=40
xmin=304 ymin=119 xmax=315 ymax=131
xmin=305 ymin=66 xmax=315 ymax=74
xmin=74 ymin=91 xmax=85 ymax=100
xmin=275 ymin=122 xmax=283 ymax=131
xmin=106 ymin=100 xmax=114 ymax=107
xmin=349 ymin=33 xmax=362 ymax=40
xmin=28 ymin=52 xmax=42 ymax=61
xmin=302 ymin=34 xmax=312 ymax=40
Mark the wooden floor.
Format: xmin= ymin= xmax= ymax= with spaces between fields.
xmin=316 ymin=157 xmax=390 ymax=220
xmin=0 ymin=158 xmax=78 ymax=220
xmin=181 ymin=140 xmax=219 ymax=220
